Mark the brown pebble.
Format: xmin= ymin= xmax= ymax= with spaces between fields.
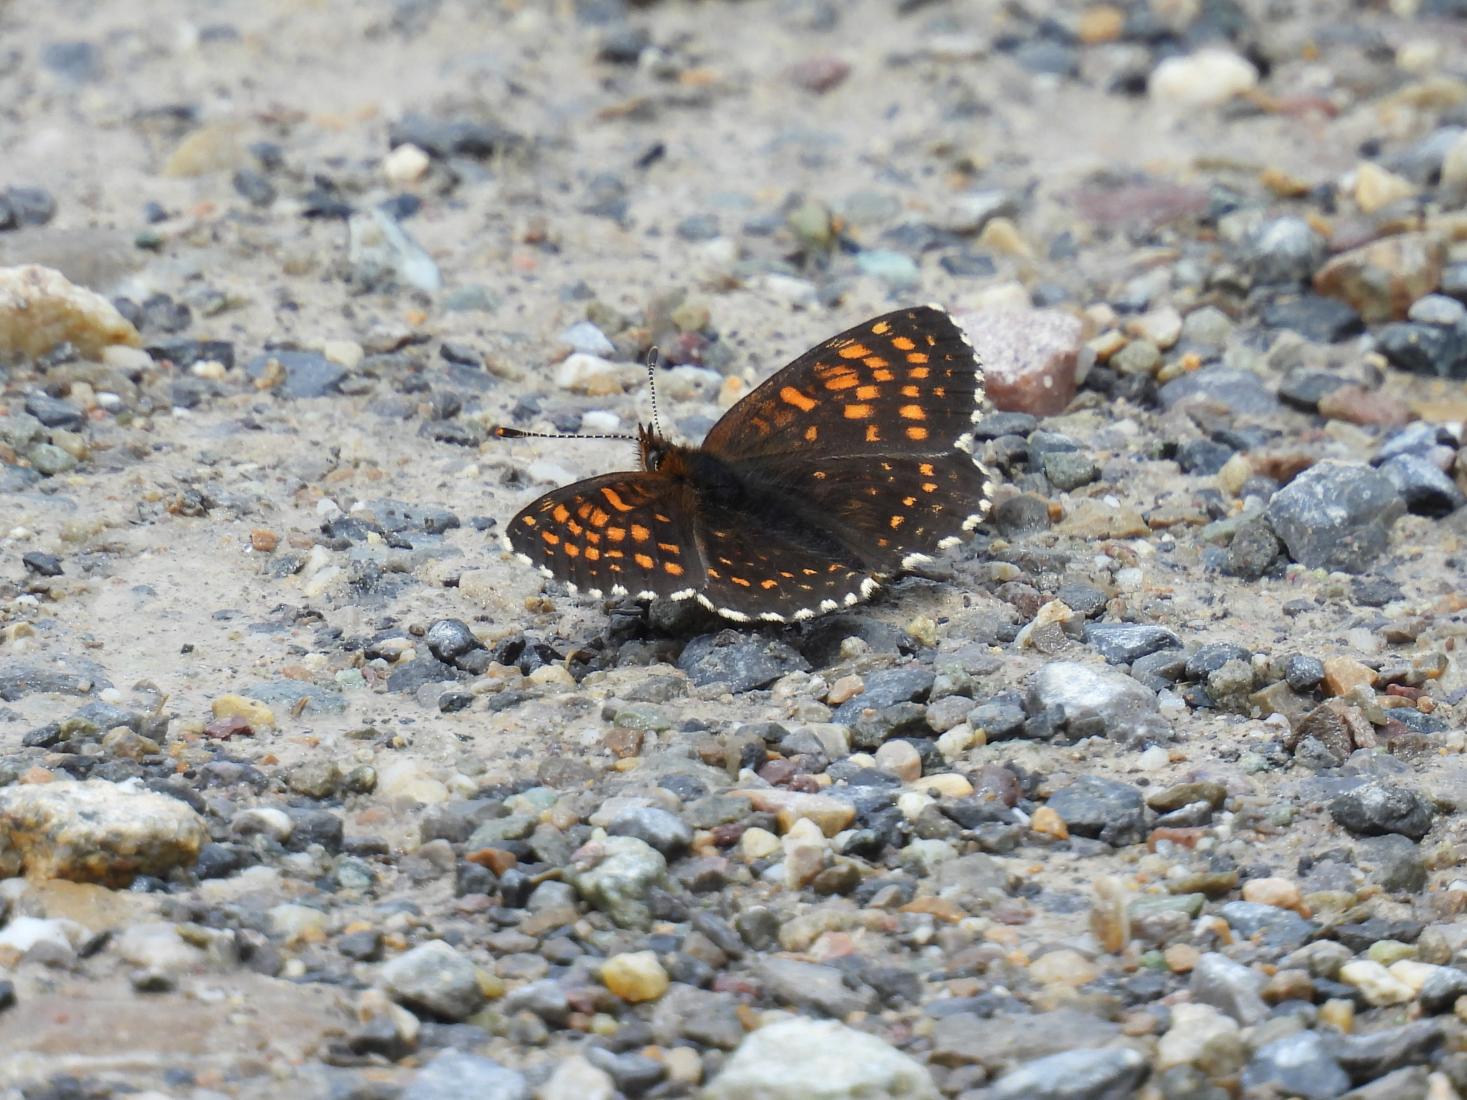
xmin=603 ymin=727 xmax=644 ymax=759
xmin=1317 ymin=385 xmax=1411 ymax=427
xmin=250 ymin=528 xmax=279 ymax=552
xmin=785 ymin=55 xmax=851 ymax=94
xmin=203 ymin=715 xmax=253 ymax=740
xmin=1323 ymin=656 xmax=1377 ymax=697
xmin=466 ymin=847 xmax=518 ymax=875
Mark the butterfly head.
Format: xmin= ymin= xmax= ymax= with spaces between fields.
xmin=637 ymin=422 xmax=668 ymax=470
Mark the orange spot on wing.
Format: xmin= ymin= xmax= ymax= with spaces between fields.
xmin=903 ymin=496 xmax=917 ymax=507
xmin=657 ymin=542 xmax=681 ymax=554
xmin=521 ymin=516 xmax=537 ymax=527
xmin=731 ymin=576 xmax=752 ymax=587
xmin=606 ymin=527 xmax=625 ymax=542
xmin=891 ymin=335 xmax=915 ymax=351
xmin=601 ymin=487 xmax=633 ymax=512
xmin=634 ymin=552 xmax=654 ymax=569
xmin=899 ymin=404 xmax=925 ymax=420
xmin=871 ymin=320 xmax=891 ymax=335
xmin=907 ymin=352 xmax=929 ymax=364
xmin=564 ymin=542 xmax=581 ymax=558
xmin=901 ymin=384 xmax=920 ymax=397
xmin=855 ymin=385 xmax=880 ymax=400
xmin=918 ymin=462 xmax=934 ymax=476
xmin=839 ymin=343 xmax=871 ymax=359
xmin=907 ymin=366 xmax=930 ymax=379
xmin=804 ymin=424 xmax=819 ymax=442
xmin=760 ymin=579 xmax=777 ymax=590
xmin=843 ymin=404 xmax=873 ymax=419
xmin=922 ymin=482 xmax=938 ymax=493
xmin=906 ymin=425 xmax=929 ymax=441
xmin=665 ymin=561 xmax=684 ymax=577
xmin=890 ymin=515 xmax=906 ymax=529
xmin=865 ymin=424 xmax=881 ymax=443
xmin=542 ymin=531 xmax=560 ymax=545
xmin=863 ymin=356 xmax=888 ymax=369
xmin=552 ymin=504 xmax=570 ymax=523
xmin=631 ymin=524 xmax=651 ymax=542
xmin=872 ymin=369 xmax=894 ymax=382
xmin=585 ymin=546 xmax=601 ymax=561
xmin=707 ymin=567 xmax=721 ymax=579
xmin=779 ymin=385 xmax=817 ymax=412
xmin=824 ymin=372 xmax=860 ymax=390
xmin=589 ymin=508 xmax=610 ymax=526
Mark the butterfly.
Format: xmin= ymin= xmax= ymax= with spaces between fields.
xmin=496 ymin=305 xmax=995 ymax=623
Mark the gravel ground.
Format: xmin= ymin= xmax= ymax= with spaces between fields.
xmin=4 ymin=0 xmax=1467 ymax=1098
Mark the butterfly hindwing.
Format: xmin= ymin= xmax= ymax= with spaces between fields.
xmin=702 ymin=305 xmax=983 ymax=463
xmin=504 ymin=473 xmax=702 ymax=601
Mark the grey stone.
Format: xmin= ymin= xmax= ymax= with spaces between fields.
xmin=425 ymin=618 xmax=483 ymax=663
xmin=1082 ymin=623 xmax=1182 ymax=664
xmin=380 ymin=940 xmax=484 ymax=1021
xmin=0 ymin=660 xmax=110 ymax=701
xmin=401 ymin=1052 xmax=529 ymax=1100
xmin=1242 ymin=1031 xmax=1349 ymax=1100
xmin=569 ymin=835 xmax=667 ymax=928
xmin=1245 ymin=216 xmax=1327 ymax=286
xmin=1284 ymin=655 xmax=1326 ymax=692
xmin=1330 ymin=781 xmax=1434 ymax=839
xmin=832 ymin=667 xmax=935 ymax=724
xmin=677 ymin=631 xmax=810 ymax=693
xmin=704 ymin=1018 xmax=939 ymax=1100
xmin=1265 ymin=461 xmax=1405 ymax=573
xmin=1045 ymin=775 xmax=1147 ymax=846
xmin=1379 ymin=453 xmax=1465 ymax=516
xmin=348 ymin=207 xmax=441 ymax=292
xmin=1130 ymin=649 xmax=1187 ymax=691
xmin=1408 ymin=293 xmax=1467 ymax=326
xmin=245 ymin=350 xmax=347 ymax=399
xmin=1328 ymin=1019 xmax=1443 ymax=1081
xmin=930 ymin=1008 xmax=1120 ymax=1069
xmin=1217 ymin=901 xmax=1318 ymax=951
xmin=607 ymin=806 xmax=693 ymax=856
xmin=756 ymin=957 xmax=876 ymax=1018
xmin=1357 ymin=833 xmax=1427 ymax=892
xmin=1263 ymin=294 xmax=1364 ymax=342
xmin=1376 ymin=322 xmax=1466 ymax=379
xmin=1028 ymin=660 xmax=1171 ymax=746
xmin=651 ymin=984 xmax=745 ymax=1049
xmin=1190 ymin=952 xmax=1268 ymax=1025
xmin=1419 ymin=966 xmax=1467 ymax=1012
xmin=1225 ymin=519 xmax=1281 ymax=579
xmin=244 ymin=679 xmax=347 ymax=714
xmin=967 ymin=700 xmax=1027 ymax=740
xmin=1042 ymin=451 xmax=1100 ymax=491
xmin=986 ymin=1047 xmax=1148 ymax=1100
xmin=22 ymin=393 xmax=83 ymax=429
xmin=1340 ymin=1066 xmax=1430 ymax=1100
xmin=1159 ymin=366 xmax=1279 ymax=416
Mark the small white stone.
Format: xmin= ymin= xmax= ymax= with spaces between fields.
xmin=383 ymin=143 xmax=431 ymax=185
xmin=1149 ymin=48 xmax=1259 ymax=107
xmin=1340 ymin=959 xmax=1415 ymax=1006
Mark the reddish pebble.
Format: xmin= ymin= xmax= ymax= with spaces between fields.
xmin=203 ymin=715 xmax=254 ymax=740
xmin=954 ymin=309 xmax=1083 ymax=416
xmin=786 ymin=55 xmax=850 ymax=94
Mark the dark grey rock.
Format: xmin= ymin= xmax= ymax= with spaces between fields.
xmin=1225 ymin=519 xmax=1281 ymax=579
xmin=245 ymin=350 xmax=347 ymax=398
xmin=0 ymin=661 xmax=108 ymax=701
xmin=1185 ymin=643 xmax=1252 ymax=680
xmin=1217 ymin=901 xmax=1318 ymax=950
xmin=651 ymin=984 xmax=745 ymax=1049
xmin=1376 ymin=322 xmax=1466 ymax=379
xmin=0 ymin=186 xmax=57 ymax=229
xmin=1265 ymin=461 xmax=1405 ymax=573
xmin=991 ymin=493 xmax=1051 ymax=535
xmin=22 ymin=393 xmax=83 ymax=430
xmin=1129 ymin=649 xmax=1187 ymax=691
xmin=972 ymin=412 xmax=1039 ymax=440
xmin=1328 ymin=1019 xmax=1443 ymax=1081
xmin=584 ymin=1045 xmax=666 ymax=1095
xmin=1262 ymin=294 xmax=1364 ymax=343
xmin=986 ymin=1047 xmax=1148 ymax=1100
xmin=1284 ymin=655 xmax=1326 ymax=692
xmin=677 ymin=631 xmax=809 ymax=693
xmin=425 ymin=619 xmax=484 ymax=663
xmin=832 ymin=667 xmax=935 ymax=723
xmin=929 ymin=1008 xmax=1120 ymax=1069
xmin=1190 ymin=952 xmax=1267 ymax=1025
xmin=1330 ymin=781 xmax=1434 ymax=839
xmin=1042 ymin=451 xmax=1100 ymax=491
xmin=1444 ymin=261 xmax=1467 ymax=303
xmin=1244 ymin=216 xmax=1326 ymax=286
xmin=1419 ymin=966 xmax=1467 ymax=1013
xmin=1082 ymin=623 xmax=1182 ymax=665
xmin=39 ymin=40 xmax=100 ymax=82
xmin=1279 ymin=370 xmax=1349 ymax=411
xmin=401 ymin=1052 xmax=528 ymax=1100
xmin=21 ymin=552 xmax=62 ymax=577
xmin=232 ymin=168 xmax=276 ymax=207
xmin=967 ymin=700 xmax=1027 ymax=740
xmin=1376 ymin=421 xmax=1460 ymax=464
xmin=1356 ymin=832 xmax=1427 ymax=891
xmin=1158 ymin=366 xmax=1280 ymax=416
xmin=1054 ymin=582 xmax=1108 ymax=618
xmin=1242 ymin=1031 xmax=1349 ymax=1100
xmin=1177 ymin=438 xmax=1235 ymax=475
xmin=388 ymin=112 xmax=515 ymax=159
xmin=244 ymin=679 xmax=348 ymax=714
xmin=1379 ymin=454 xmax=1465 ymax=516
xmin=1045 ymin=775 xmax=1147 ymax=846
xmin=607 ymin=806 xmax=693 ymax=857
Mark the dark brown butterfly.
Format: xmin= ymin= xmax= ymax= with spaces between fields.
xmin=497 ymin=305 xmax=994 ymax=623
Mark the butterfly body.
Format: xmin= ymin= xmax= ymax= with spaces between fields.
xmin=502 ymin=305 xmax=996 ymax=623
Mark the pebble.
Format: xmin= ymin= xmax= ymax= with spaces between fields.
xmin=1380 ymin=453 xmax=1466 ymax=515
xmin=678 ymin=631 xmax=810 ymax=692
xmin=1027 ymin=660 xmax=1172 ymax=746
xmin=954 ymin=309 xmax=1083 ymax=416
xmin=1339 ymin=959 xmax=1416 ymax=1006
xmin=1045 ymin=775 xmax=1147 ymax=846
xmin=245 ymin=350 xmax=348 ymax=399
xmin=985 ymin=1047 xmax=1147 ymax=1100
xmin=1148 ymin=47 xmax=1258 ymax=106
xmin=1082 ymin=623 xmax=1182 ymax=665
xmin=347 ymin=207 xmax=441 ymax=292
xmin=401 ymin=1052 xmax=528 ymax=1100
xmin=704 ymin=1018 xmax=939 ymax=1100
xmin=1242 ymin=1031 xmax=1349 ymax=1100
xmin=569 ymin=836 xmax=667 ymax=928
xmin=1376 ymin=322 xmax=1467 ymax=378
xmin=1313 ymin=233 xmax=1447 ymax=324
xmin=1264 ymin=461 xmax=1404 ymax=572
xmin=380 ymin=940 xmax=485 ymax=1021
xmin=1245 ymin=216 xmax=1327 ymax=285
xmin=601 ymin=950 xmax=669 ymax=1002
xmin=1330 ymin=781 xmax=1434 ymax=839
xmin=0 ymin=264 xmax=141 ymax=359
xmin=0 ymin=780 xmax=206 ymax=885
xmin=1190 ymin=952 xmax=1268 ymax=1025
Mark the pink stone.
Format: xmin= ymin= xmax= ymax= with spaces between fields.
xmin=954 ymin=308 xmax=1084 ymax=416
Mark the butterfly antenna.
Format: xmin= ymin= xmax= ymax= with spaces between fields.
xmin=646 ymin=346 xmax=664 ymax=437
xmin=493 ymin=426 xmax=636 ymax=442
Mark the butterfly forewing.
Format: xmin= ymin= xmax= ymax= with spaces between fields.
xmin=703 ymin=305 xmax=983 ymax=462
xmin=505 ymin=473 xmax=703 ymax=601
